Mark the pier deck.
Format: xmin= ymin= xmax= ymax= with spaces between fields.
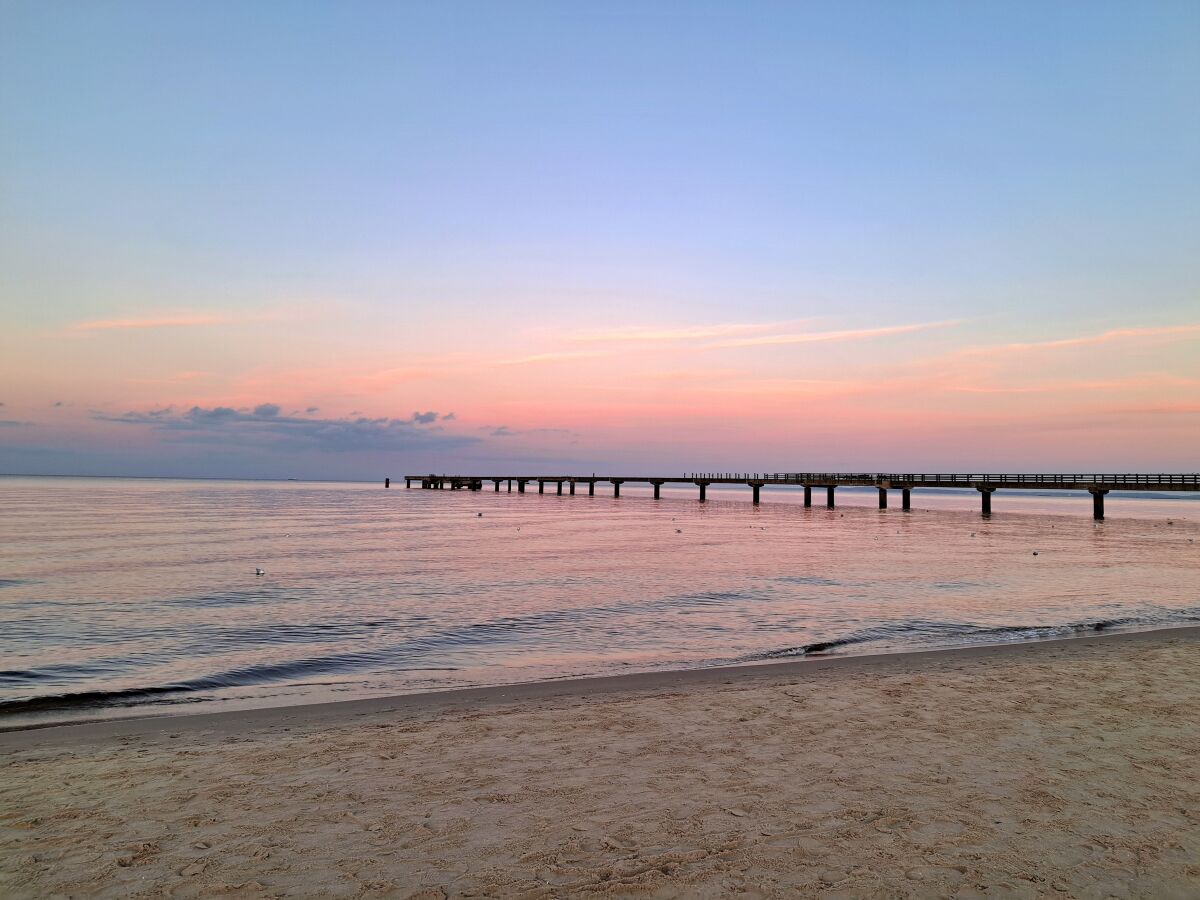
xmin=399 ymin=473 xmax=1199 ymax=520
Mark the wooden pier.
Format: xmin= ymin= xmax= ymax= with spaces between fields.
xmin=398 ymin=473 xmax=1199 ymax=520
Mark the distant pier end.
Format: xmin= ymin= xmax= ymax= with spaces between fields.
xmin=398 ymin=472 xmax=1198 ymax=520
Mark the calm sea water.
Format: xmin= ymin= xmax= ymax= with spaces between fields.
xmin=2 ymin=475 xmax=1198 ymax=727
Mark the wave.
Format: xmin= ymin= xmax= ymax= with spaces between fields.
xmin=761 ymin=611 xmax=1200 ymax=659
xmin=0 ymin=645 xmax=466 ymax=715
xmin=5 ymin=599 xmax=1199 ymax=718
xmin=1 ymin=589 xmax=777 ymax=715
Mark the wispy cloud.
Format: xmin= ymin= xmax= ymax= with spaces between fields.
xmin=127 ymin=371 xmax=211 ymax=385
xmin=947 ymin=373 xmax=1200 ymax=395
xmin=963 ymin=323 xmax=1200 ymax=356
xmin=71 ymin=311 xmax=289 ymax=331
xmin=497 ymin=319 xmax=942 ymax=365
xmin=566 ymin=321 xmax=801 ymax=344
xmin=709 ymin=320 xmax=961 ymax=349
xmin=496 ymin=350 xmax=609 ymax=366
xmin=1105 ymin=402 xmax=1200 ymax=417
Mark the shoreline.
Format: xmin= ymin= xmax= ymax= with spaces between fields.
xmin=4 ymin=624 xmax=1197 ymax=749
xmin=4 ymin=622 xmax=1197 ymax=896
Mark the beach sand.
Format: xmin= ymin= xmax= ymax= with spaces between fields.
xmin=2 ymin=629 xmax=1198 ymax=899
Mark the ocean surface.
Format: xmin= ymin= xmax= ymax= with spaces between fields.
xmin=2 ymin=475 xmax=1198 ymax=728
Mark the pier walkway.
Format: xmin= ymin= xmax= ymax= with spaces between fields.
xmin=398 ymin=473 xmax=1199 ymax=520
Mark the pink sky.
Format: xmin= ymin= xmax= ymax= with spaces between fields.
xmin=2 ymin=310 xmax=1197 ymax=478
xmin=3 ymin=3 xmax=1197 ymax=478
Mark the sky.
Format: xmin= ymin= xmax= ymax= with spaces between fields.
xmin=1 ymin=1 xmax=1198 ymax=479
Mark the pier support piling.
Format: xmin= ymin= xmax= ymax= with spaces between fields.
xmin=401 ymin=473 xmax=1196 ymax=518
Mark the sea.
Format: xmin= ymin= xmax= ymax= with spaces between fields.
xmin=2 ymin=475 xmax=1198 ymax=728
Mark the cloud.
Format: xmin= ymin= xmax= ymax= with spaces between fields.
xmin=127 ymin=371 xmax=210 ymax=386
xmin=567 ymin=321 xmax=798 ymax=344
xmin=70 ymin=311 xmax=290 ymax=332
xmin=53 ymin=401 xmax=64 ymax=407
xmin=187 ymin=406 xmax=239 ymax=422
xmin=496 ymin=350 xmax=609 ymax=366
xmin=963 ymin=323 xmax=1200 ymax=357
xmin=306 ymin=406 xmax=319 ymax=414
xmin=946 ymin=374 xmax=1200 ymax=395
xmin=97 ymin=405 xmax=475 ymax=453
xmin=709 ymin=320 xmax=961 ymax=349
xmin=0 ymin=420 xmax=33 ymax=427
xmin=495 ymin=320 xmax=957 ymax=367
xmin=484 ymin=425 xmax=576 ymax=439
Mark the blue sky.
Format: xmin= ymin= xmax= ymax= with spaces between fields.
xmin=1 ymin=1 xmax=1197 ymax=477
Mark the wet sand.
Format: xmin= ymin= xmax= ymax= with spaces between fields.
xmin=2 ymin=628 xmax=1198 ymax=898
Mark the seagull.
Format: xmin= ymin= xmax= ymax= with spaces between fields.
xmin=255 ymin=568 xmax=265 ymax=576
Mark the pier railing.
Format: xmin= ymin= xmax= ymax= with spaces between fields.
xmin=686 ymin=473 xmax=1200 ymax=488
xmin=402 ymin=472 xmax=1199 ymax=520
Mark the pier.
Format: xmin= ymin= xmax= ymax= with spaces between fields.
xmin=398 ymin=473 xmax=1199 ymax=520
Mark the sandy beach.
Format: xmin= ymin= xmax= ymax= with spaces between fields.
xmin=2 ymin=628 xmax=1198 ymax=898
